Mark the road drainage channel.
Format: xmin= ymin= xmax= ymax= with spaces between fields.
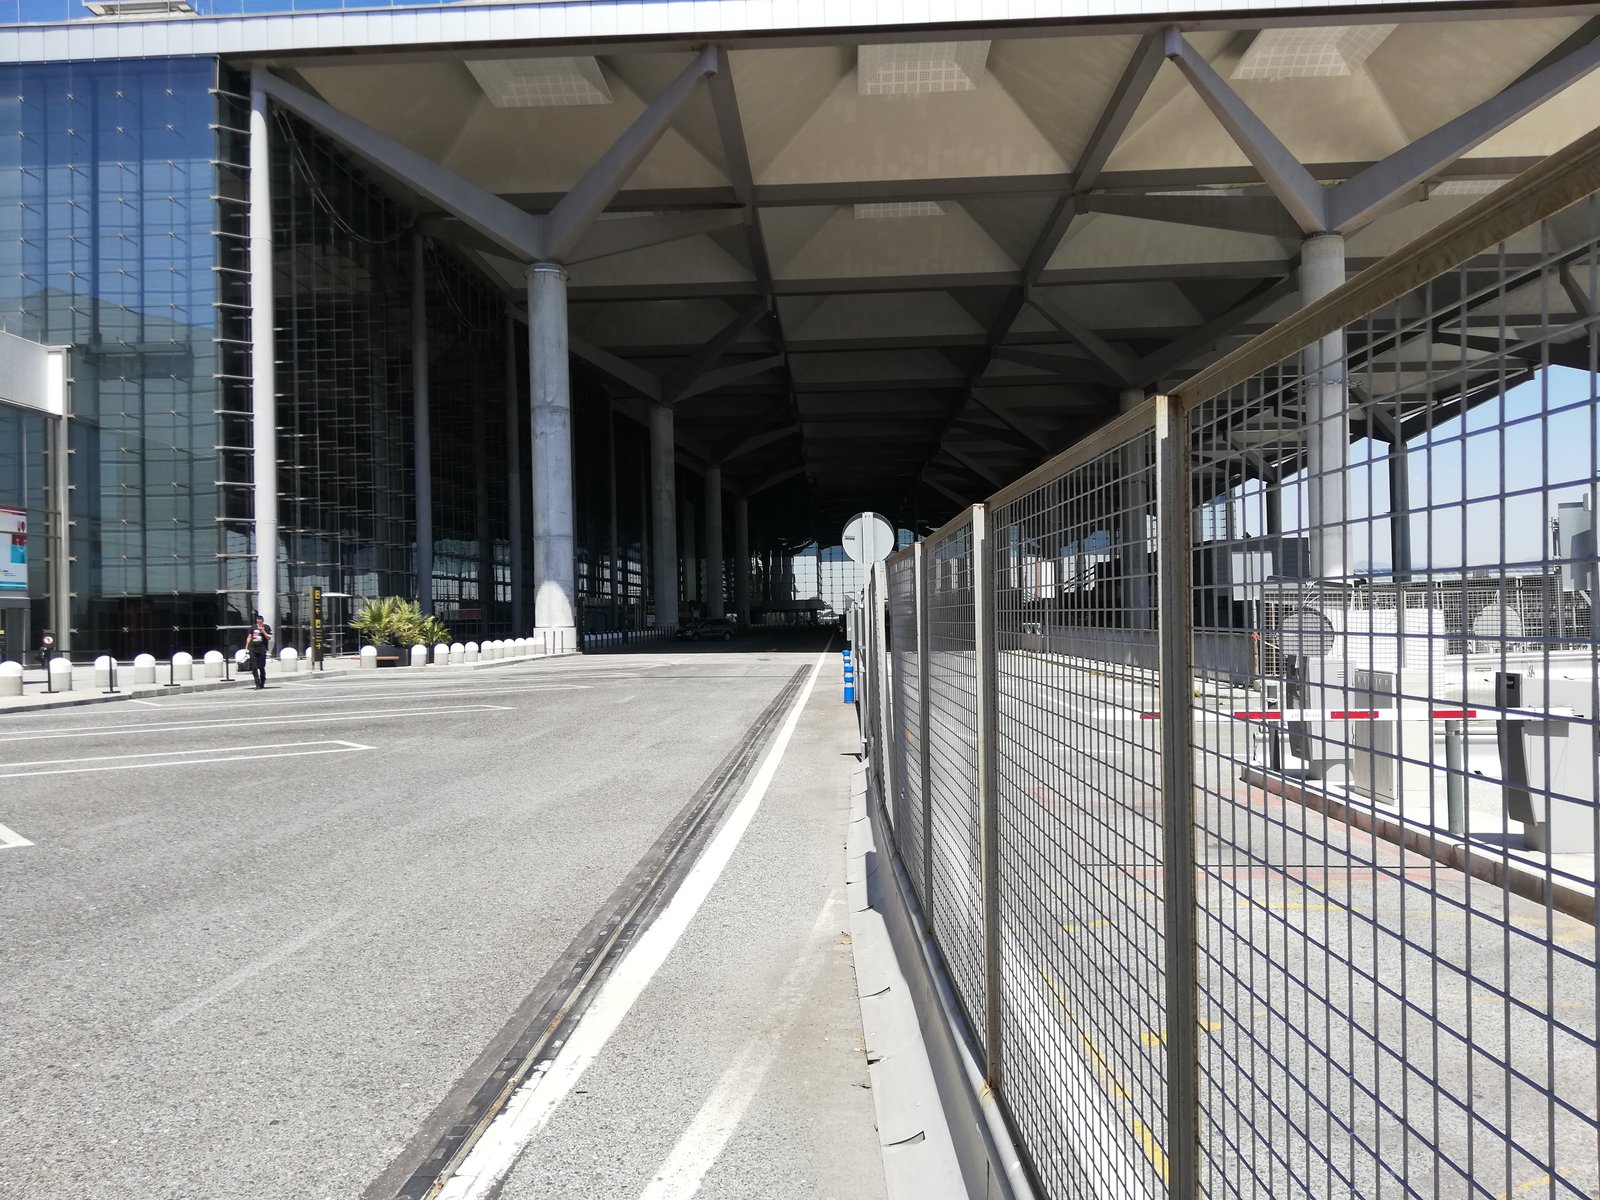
xmin=373 ymin=666 xmax=810 ymax=1200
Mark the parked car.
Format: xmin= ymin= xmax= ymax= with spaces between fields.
xmin=675 ymin=618 xmax=735 ymax=643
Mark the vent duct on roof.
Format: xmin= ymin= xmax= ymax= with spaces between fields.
xmin=1231 ymin=25 xmax=1395 ymax=80
xmin=858 ymin=42 xmax=991 ymax=95
xmin=854 ymin=202 xmax=946 ymax=219
xmin=1429 ymin=179 xmax=1506 ymax=197
xmin=466 ymin=57 xmax=613 ymax=108
xmin=83 ymin=0 xmax=194 ymax=16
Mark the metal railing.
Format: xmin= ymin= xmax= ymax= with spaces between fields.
xmin=854 ymin=123 xmax=1600 ymax=1200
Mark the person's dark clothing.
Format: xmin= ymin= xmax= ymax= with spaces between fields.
xmin=245 ymin=624 xmax=272 ymax=689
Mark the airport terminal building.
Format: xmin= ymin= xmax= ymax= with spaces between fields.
xmin=0 ymin=0 xmax=1597 ymax=660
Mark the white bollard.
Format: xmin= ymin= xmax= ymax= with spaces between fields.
xmin=464 ymin=641 xmax=480 ymax=664
xmin=359 ymin=644 xmax=378 ymax=670
xmin=203 ymin=650 xmax=225 ymax=679
xmin=49 ymin=656 xmax=74 ymax=692
xmin=490 ymin=639 xmax=504 ymax=660
xmin=94 ymin=655 xmax=115 ymax=689
xmin=133 ymin=652 xmax=156 ymax=684
xmin=433 ymin=642 xmax=450 ymax=665
xmin=171 ymin=651 xmax=194 ymax=683
xmin=279 ymin=647 xmax=298 ymax=678
xmin=449 ymin=641 xmax=465 ymax=665
xmin=0 ymin=660 xmax=21 ymax=698
xmin=302 ymin=646 xmax=313 ymax=672
xmin=410 ymin=644 xmax=428 ymax=667
xmin=234 ymin=649 xmax=249 ymax=669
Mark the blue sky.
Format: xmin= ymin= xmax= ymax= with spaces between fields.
xmin=1219 ymin=365 xmax=1598 ymax=573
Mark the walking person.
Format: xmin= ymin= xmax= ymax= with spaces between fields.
xmin=245 ymin=614 xmax=272 ymax=690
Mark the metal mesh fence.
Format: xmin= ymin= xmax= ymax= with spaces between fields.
xmin=923 ymin=517 xmax=987 ymax=1036
xmin=886 ymin=549 xmax=926 ymax=903
xmin=1185 ymin=194 xmax=1600 ymax=1200
xmin=853 ymin=133 xmax=1600 ymax=1200
xmin=990 ymin=429 xmax=1170 ymax=1199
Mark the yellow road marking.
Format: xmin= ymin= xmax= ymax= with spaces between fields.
xmin=1041 ymin=967 xmax=1168 ymax=1183
xmin=1140 ymin=1021 xmax=1224 ymax=1048
xmin=1498 ymin=1174 xmax=1551 ymax=1198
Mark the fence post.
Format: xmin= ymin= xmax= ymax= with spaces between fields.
xmin=972 ymin=503 xmax=1003 ymax=1088
xmin=1153 ymin=394 xmax=1199 ymax=1200
xmin=914 ymin=539 xmax=934 ymax=931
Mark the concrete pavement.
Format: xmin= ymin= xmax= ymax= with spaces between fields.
xmin=0 ymin=632 xmax=889 ymax=1200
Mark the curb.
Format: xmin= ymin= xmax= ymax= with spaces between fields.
xmin=850 ymin=765 xmax=1037 ymax=1200
xmin=846 ymin=771 xmax=966 ymax=1200
xmin=1241 ymin=767 xmax=1596 ymax=925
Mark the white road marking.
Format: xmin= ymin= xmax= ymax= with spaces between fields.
xmin=614 ymin=694 xmax=637 ymax=705
xmin=637 ymin=898 xmax=836 ymax=1200
xmin=129 ymin=699 xmax=162 ymax=707
xmin=0 ymin=822 xmax=34 ymax=849
xmin=0 ymin=740 xmax=372 ymax=778
xmin=150 ymin=910 xmax=354 ymax=1030
xmin=128 ymin=684 xmax=586 ymax=711
xmin=436 ymin=649 xmax=830 ymax=1200
xmin=0 ymin=704 xmax=511 ymax=744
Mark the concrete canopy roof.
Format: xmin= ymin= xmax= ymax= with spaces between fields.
xmin=244 ymin=7 xmax=1600 ymax=536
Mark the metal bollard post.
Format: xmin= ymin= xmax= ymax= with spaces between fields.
xmin=1445 ymin=719 xmax=1467 ymax=836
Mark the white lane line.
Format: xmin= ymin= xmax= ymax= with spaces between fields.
xmin=150 ymin=910 xmax=354 ymax=1031
xmin=437 ymin=649 xmax=830 ymax=1200
xmin=0 ymin=822 xmax=34 ymax=849
xmin=614 ymin=694 xmax=637 ymax=705
xmin=637 ymin=898 xmax=837 ymax=1200
xmin=0 ymin=704 xmax=511 ymax=744
xmin=129 ymin=699 xmax=163 ymax=707
xmin=137 ymin=684 xmax=588 ymax=711
xmin=0 ymin=740 xmax=372 ymax=779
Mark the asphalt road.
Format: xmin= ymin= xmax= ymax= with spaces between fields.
xmin=0 ymin=631 xmax=885 ymax=1200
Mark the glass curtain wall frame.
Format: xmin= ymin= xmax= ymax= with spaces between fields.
xmin=0 ymin=55 xmax=227 ymax=660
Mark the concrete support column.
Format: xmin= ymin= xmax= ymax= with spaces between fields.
xmin=248 ymin=71 xmax=279 ymax=629
xmin=733 ymin=496 xmax=751 ymax=626
xmin=505 ymin=312 xmax=524 ymax=632
xmin=528 ymin=262 xmax=576 ymax=639
xmin=650 ymin=403 xmax=679 ymax=627
xmin=413 ymin=234 xmax=434 ymax=614
xmin=704 ymin=465 xmax=724 ymax=618
xmin=1118 ymin=388 xmax=1153 ymax=630
xmin=1301 ymin=234 xmax=1348 ymax=580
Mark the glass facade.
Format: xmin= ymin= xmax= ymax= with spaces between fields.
xmin=0 ymin=56 xmax=224 ymax=658
xmin=0 ymin=56 xmax=684 ymax=659
xmin=0 ymin=401 xmax=51 ymax=661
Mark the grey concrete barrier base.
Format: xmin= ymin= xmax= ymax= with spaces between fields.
xmin=851 ymin=765 xmax=1036 ymax=1200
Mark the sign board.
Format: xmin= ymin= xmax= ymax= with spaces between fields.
xmin=842 ymin=512 xmax=895 ymax=564
xmin=310 ymin=585 xmax=323 ymax=662
xmin=0 ymin=507 xmax=26 ymax=594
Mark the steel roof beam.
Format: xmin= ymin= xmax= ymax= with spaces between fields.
xmin=661 ymin=300 xmax=774 ymax=403
xmin=1027 ymin=292 xmax=1142 ymax=388
xmin=544 ymin=47 xmax=719 ymax=261
xmin=255 ymin=68 xmax=543 ymax=260
xmin=566 ymin=210 xmax=749 ymax=265
xmin=1077 ymin=193 xmax=1304 ymax=240
xmin=1327 ymin=25 xmax=1600 ymax=232
xmin=673 ymin=354 xmax=787 ymax=403
xmin=570 ymin=336 xmax=662 ymax=401
xmin=715 ymin=422 xmax=801 ymax=463
xmin=1163 ymin=29 xmax=1329 ymax=235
